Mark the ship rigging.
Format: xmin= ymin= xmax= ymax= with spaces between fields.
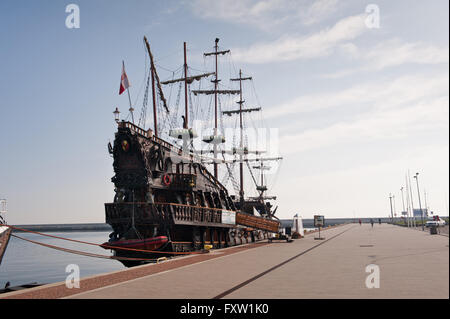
xmin=106 ymin=36 xmax=283 ymax=266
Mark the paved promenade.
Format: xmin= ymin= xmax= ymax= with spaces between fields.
xmin=2 ymin=223 xmax=448 ymax=299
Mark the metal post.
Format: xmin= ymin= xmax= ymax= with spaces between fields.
xmin=400 ymin=187 xmax=407 ymax=227
xmin=405 ymin=175 xmax=412 ymax=227
xmin=393 ymin=195 xmax=396 ymax=223
xmin=408 ymin=171 xmax=416 ymax=228
xmin=389 ymin=193 xmax=394 ymax=224
xmin=414 ymin=173 xmax=424 ymax=231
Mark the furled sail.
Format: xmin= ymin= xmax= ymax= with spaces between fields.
xmin=161 ymin=72 xmax=215 ymax=85
xmin=202 ymin=134 xmax=226 ymax=144
xmin=192 ymin=90 xmax=241 ymax=96
xmin=223 ymin=107 xmax=261 ymax=116
xmin=169 ymin=128 xmax=198 ymax=140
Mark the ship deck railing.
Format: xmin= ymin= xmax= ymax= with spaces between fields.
xmin=105 ymin=202 xmax=279 ymax=232
xmin=105 ymin=202 xmax=236 ymax=228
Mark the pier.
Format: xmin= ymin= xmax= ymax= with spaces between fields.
xmin=1 ymin=223 xmax=448 ymax=299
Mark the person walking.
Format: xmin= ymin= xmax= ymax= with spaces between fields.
xmin=370 ymin=219 xmax=374 ymax=228
xmin=359 ymin=219 xmax=362 ymax=226
xmin=378 ymin=218 xmax=381 ymax=225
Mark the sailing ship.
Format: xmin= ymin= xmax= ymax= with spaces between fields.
xmin=103 ymin=37 xmax=282 ymax=267
xmin=0 ymin=199 xmax=11 ymax=266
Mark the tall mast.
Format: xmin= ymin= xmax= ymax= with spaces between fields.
xmin=260 ymin=162 xmax=264 ymax=192
xmin=184 ymin=42 xmax=189 ymax=129
xmin=229 ymin=69 xmax=252 ymax=204
xmin=213 ymin=39 xmax=219 ymax=178
xmin=160 ymin=43 xmax=216 ymax=130
xmin=144 ymin=39 xmax=158 ymax=137
xmin=200 ymin=38 xmax=235 ymax=179
xmin=214 ymin=39 xmax=219 ymax=131
xmin=239 ymin=70 xmax=244 ymax=203
xmin=229 ymin=70 xmax=253 ymax=203
xmin=144 ymin=36 xmax=170 ymax=136
xmin=151 ymin=52 xmax=158 ymax=136
xmin=251 ymin=161 xmax=273 ymax=200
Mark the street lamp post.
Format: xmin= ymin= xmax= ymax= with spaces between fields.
xmin=408 ymin=171 xmax=416 ymax=228
xmin=389 ymin=193 xmax=394 ymax=224
xmin=414 ymin=172 xmax=424 ymax=231
xmin=393 ymin=195 xmax=396 ymax=222
xmin=400 ymin=187 xmax=407 ymax=227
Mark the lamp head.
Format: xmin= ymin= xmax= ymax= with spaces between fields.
xmin=113 ymin=107 xmax=120 ymax=122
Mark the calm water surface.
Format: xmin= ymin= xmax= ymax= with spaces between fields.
xmin=0 ymin=231 xmax=125 ymax=288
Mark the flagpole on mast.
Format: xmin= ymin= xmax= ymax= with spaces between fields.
xmin=127 ymin=87 xmax=135 ymax=124
xmin=122 ymin=60 xmax=135 ymax=124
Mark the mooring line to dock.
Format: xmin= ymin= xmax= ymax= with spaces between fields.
xmin=10 ymin=234 xmax=161 ymax=262
xmin=1 ymin=224 xmax=205 ymax=256
xmin=212 ymin=225 xmax=354 ymax=299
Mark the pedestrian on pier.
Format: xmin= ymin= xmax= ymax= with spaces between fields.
xmin=359 ymin=219 xmax=362 ymax=226
xmin=370 ymin=219 xmax=374 ymax=228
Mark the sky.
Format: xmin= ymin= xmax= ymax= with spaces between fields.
xmin=0 ymin=0 xmax=448 ymax=224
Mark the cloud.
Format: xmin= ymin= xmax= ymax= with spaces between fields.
xmin=189 ymin=0 xmax=340 ymax=31
xmin=265 ymin=72 xmax=449 ymax=118
xmin=189 ymin=0 xmax=292 ymax=30
xmin=365 ymin=39 xmax=449 ymax=70
xmin=322 ymin=39 xmax=449 ymax=78
xmin=280 ymin=95 xmax=449 ymax=155
xmin=275 ymin=70 xmax=449 ymax=156
xmin=232 ymin=14 xmax=367 ymax=63
xmin=302 ymin=0 xmax=339 ymax=26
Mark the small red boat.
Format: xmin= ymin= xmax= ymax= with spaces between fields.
xmin=101 ymin=236 xmax=168 ymax=252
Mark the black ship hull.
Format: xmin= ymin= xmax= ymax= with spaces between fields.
xmin=104 ymin=122 xmax=279 ymax=267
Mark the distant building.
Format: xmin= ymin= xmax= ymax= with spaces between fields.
xmin=413 ymin=209 xmax=428 ymax=217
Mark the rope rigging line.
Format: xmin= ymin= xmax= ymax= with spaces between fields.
xmin=188 ymin=84 xmax=195 ymax=129
xmin=138 ymin=73 xmax=151 ymax=129
xmin=11 ymin=234 xmax=160 ymax=262
xmin=131 ymin=43 xmax=150 ymax=109
xmin=267 ymin=158 xmax=283 ymax=194
xmin=246 ymin=160 xmax=259 ymax=189
xmin=153 ymin=46 xmax=183 ymax=64
xmin=169 ymin=81 xmax=183 ymax=130
xmin=156 ymin=63 xmax=183 ymax=74
xmin=166 ymin=71 xmax=176 ymax=106
xmin=192 ymin=72 xmax=203 ymax=124
xmin=1 ymin=224 xmax=206 ymax=256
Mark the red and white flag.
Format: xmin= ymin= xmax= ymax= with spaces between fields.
xmin=119 ymin=61 xmax=130 ymax=95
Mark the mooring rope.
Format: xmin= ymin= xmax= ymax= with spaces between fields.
xmin=10 ymin=234 xmax=160 ymax=262
xmin=1 ymin=224 xmax=205 ymax=256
